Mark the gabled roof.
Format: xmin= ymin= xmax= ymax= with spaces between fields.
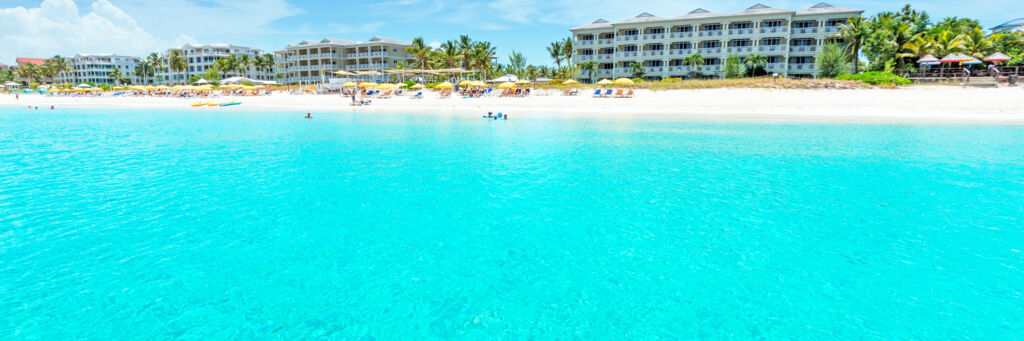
xmin=365 ymin=36 xmax=410 ymax=45
xmin=321 ymin=38 xmax=356 ymax=45
xmin=796 ymin=3 xmax=862 ymax=15
xmin=992 ymin=18 xmax=1024 ymax=30
xmin=572 ymin=19 xmax=613 ymax=30
xmin=0 ymin=63 xmax=8 ymax=67
xmin=615 ymin=12 xmax=664 ymax=24
xmin=16 ymin=58 xmax=46 ymax=66
xmin=671 ymin=8 xmax=727 ymax=20
xmin=732 ymin=4 xmax=793 ymax=16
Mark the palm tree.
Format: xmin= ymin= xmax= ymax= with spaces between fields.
xmin=146 ymin=53 xmax=164 ymax=83
xmin=579 ymin=60 xmax=598 ymax=81
xmin=133 ymin=63 xmax=148 ymax=85
xmin=547 ymin=41 xmax=564 ymax=68
xmin=899 ymin=33 xmax=934 ymax=60
xmin=237 ymin=54 xmax=253 ymax=78
xmin=214 ymin=56 xmax=236 ymax=79
xmin=0 ymin=69 xmax=18 ymax=83
xmin=629 ymin=62 xmax=644 ymax=78
xmin=457 ymin=35 xmax=474 ymax=69
xmin=406 ymin=37 xmax=432 ymax=69
xmin=46 ymin=55 xmax=72 ymax=85
xmin=471 ymin=41 xmax=497 ymax=79
xmin=834 ymin=16 xmax=868 ymax=74
xmin=960 ymin=27 xmax=994 ymax=59
xmin=743 ymin=54 xmax=768 ymax=76
xmin=507 ymin=50 xmax=527 ymax=78
xmin=562 ymin=37 xmax=575 ymax=67
xmin=931 ymin=29 xmax=966 ymax=58
xmin=683 ymin=54 xmax=705 ymax=78
xmin=168 ymin=49 xmax=188 ymax=84
xmin=108 ymin=67 xmax=125 ymax=85
xmin=16 ymin=64 xmax=42 ymax=85
xmin=440 ymin=41 xmax=460 ymax=68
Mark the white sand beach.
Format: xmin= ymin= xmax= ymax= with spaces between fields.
xmin=3 ymin=86 xmax=1023 ymax=123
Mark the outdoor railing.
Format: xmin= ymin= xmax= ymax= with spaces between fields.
xmin=668 ymin=49 xmax=694 ymax=55
xmin=643 ymin=34 xmax=666 ymax=40
xmin=792 ymin=27 xmax=819 ymax=34
xmin=790 ymin=46 xmax=817 ymax=52
xmin=728 ymin=28 xmax=753 ymax=35
xmin=759 ymin=27 xmax=788 ymax=34
xmin=642 ymin=50 xmax=665 ymax=56
xmin=670 ymin=32 xmax=693 ymax=38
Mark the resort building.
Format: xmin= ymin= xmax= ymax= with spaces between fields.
xmin=16 ymin=57 xmax=47 ymax=67
xmin=274 ymin=36 xmax=413 ymax=84
xmin=0 ymin=62 xmax=8 ymax=71
xmin=68 ymin=53 xmax=141 ymax=85
xmin=570 ymin=2 xmax=863 ymax=81
xmin=991 ymin=18 xmax=1024 ymax=33
xmin=156 ymin=43 xmax=272 ymax=85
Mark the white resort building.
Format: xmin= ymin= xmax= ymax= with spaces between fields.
xmin=570 ymin=2 xmax=863 ymax=81
xmin=274 ymin=36 xmax=413 ymax=85
xmin=157 ymin=43 xmax=272 ymax=85
xmin=69 ymin=53 xmax=141 ymax=85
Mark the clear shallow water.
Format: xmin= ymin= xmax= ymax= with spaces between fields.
xmin=1 ymin=107 xmax=1023 ymax=339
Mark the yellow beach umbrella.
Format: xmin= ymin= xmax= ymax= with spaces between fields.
xmin=358 ymin=82 xmax=378 ymax=88
xmin=341 ymin=82 xmax=357 ymax=87
xmin=377 ymin=83 xmax=396 ymax=90
xmin=112 ymin=86 xmax=125 ymax=90
xmin=469 ymin=80 xmax=485 ymax=87
xmin=435 ymin=81 xmax=453 ymax=89
xmin=497 ymin=82 xmax=516 ymax=89
xmin=458 ymin=80 xmax=473 ymax=86
xmin=595 ymin=79 xmax=613 ymax=86
xmin=410 ymin=83 xmax=425 ymax=89
xmin=614 ymin=78 xmax=635 ymax=86
xmin=515 ymin=79 xmax=532 ymax=85
xmin=563 ymin=80 xmax=579 ymax=85
xmin=195 ymin=85 xmax=213 ymax=91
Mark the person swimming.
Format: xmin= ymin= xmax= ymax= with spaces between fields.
xmin=305 ymin=113 xmax=312 ymax=119
xmin=486 ymin=112 xmax=494 ymax=118
xmin=495 ymin=112 xmax=503 ymax=120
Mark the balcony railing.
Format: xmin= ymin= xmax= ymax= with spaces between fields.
xmin=670 ymin=32 xmax=693 ymax=38
xmin=668 ymin=49 xmax=693 ymax=55
xmin=790 ymin=46 xmax=817 ymax=53
xmin=643 ymin=66 xmax=664 ymax=73
xmin=765 ymin=63 xmax=784 ymax=71
xmin=578 ymin=40 xmax=595 ymax=45
xmin=616 ymin=35 xmax=639 ymax=41
xmin=789 ymin=63 xmax=812 ymax=70
xmin=823 ymin=26 xmax=841 ymax=33
xmin=704 ymin=65 xmax=722 ymax=72
xmin=615 ymin=51 xmax=639 ymax=58
xmin=698 ymin=30 xmax=724 ymax=37
xmin=575 ymin=55 xmax=595 ymax=62
xmin=728 ymin=46 xmax=753 ymax=53
xmin=728 ymin=28 xmax=754 ymax=35
xmin=597 ymin=54 xmax=614 ymax=60
xmin=758 ymin=45 xmax=787 ymax=52
xmin=759 ymin=27 xmax=789 ymax=34
xmin=697 ymin=47 xmax=722 ymax=54
xmin=792 ymin=27 xmax=819 ymax=34
xmin=596 ymin=69 xmax=614 ymax=75
xmin=666 ymin=66 xmax=690 ymax=72
xmin=598 ymin=38 xmax=615 ymax=44
xmin=642 ymin=50 xmax=665 ymax=56
xmin=643 ymin=33 xmax=666 ymax=40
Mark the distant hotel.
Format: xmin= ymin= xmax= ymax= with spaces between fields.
xmin=273 ymin=36 xmax=413 ymax=85
xmin=157 ymin=43 xmax=272 ymax=85
xmin=570 ymin=2 xmax=863 ymax=81
xmin=69 ymin=54 xmax=141 ymax=85
xmin=991 ymin=18 xmax=1023 ymax=33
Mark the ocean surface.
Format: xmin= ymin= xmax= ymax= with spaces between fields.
xmin=1 ymin=107 xmax=1023 ymax=339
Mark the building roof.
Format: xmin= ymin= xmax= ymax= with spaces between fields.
xmin=571 ymin=19 xmax=613 ymax=30
xmin=364 ymin=36 xmax=410 ymax=45
xmin=0 ymin=62 xmax=7 ymax=67
xmin=286 ymin=36 xmax=409 ymax=48
xmin=670 ymin=9 xmax=727 ymax=20
xmin=16 ymin=57 xmax=46 ymax=66
xmin=795 ymin=3 xmax=862 ymax=15
xmin=992 ymin=18 xmax=1024 ymax=31
xmin=615 ymin=12 xmax=665 ymax=24
xmin=732 ymin=4 xmax=793 ymax=16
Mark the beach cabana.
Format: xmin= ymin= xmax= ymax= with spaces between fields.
xmin=2 ymin=81 xmax=20 ymax=90
xmin=75 ymin=83 xmax=92 ymax=88
xmin=984 ymin=52 xmax=1011 ymax=65
xmin=916 ymin=55 xmax=940 ymax=66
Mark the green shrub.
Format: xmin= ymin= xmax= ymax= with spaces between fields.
xmin=425 ymin=82 xmax=439 ymax=88
xmin=631 ymin=77 xmax=644 ymax=83
xmin=241 ymin=82 xmax=254 ymax=86
xmin=404 ymin=80 xmax=416 ymax=87
xmin=661 ymin=78 xmax=682 ymax=83
xmin=837 ymin=72 xmax=911 ymax=86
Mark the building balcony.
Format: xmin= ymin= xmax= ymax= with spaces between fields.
xmin=596 ymin=54 xmax=615 ymax=60
xmin=642 ymin=50 xmax=666 ymax=57
xmin=668 ymin=49 xmax=694 ymax=55
xmin=597 ymin=38 xmax=615 ymax=45
xmin=578 ymin=40 xmax=595 ymax=45
xmin=704 ymin=65 xmax=722 ymax=72
xmin=765 ymin=63 xmax=785 ymax=71
xmin=575 ymin=55 xmax=595 ymax=62
xmin=697 ymin=47 xmax=722 ymax=54
xmin=666 ymin=65 xmax=691 ymax=73
xmin=670 ymin=32 xmax=693 ymax=38
xmin=698 ymin=30 xmax=723 ymax=37
xmin=790 ymin=46 xmax=817 ymax=53
xmin=759 ymin=27 xmax=789 ymax=34
xmin=727 ymin=46 xmax=753 ymax=53
xmin=788 ymin=63 xmax=813 ymax=70
xmin=615 ymin=35 xmax=639 ymax=42
xmin=728 ymin=28 xmax=754 ymax=35
xmin=596 ymin=69 xmax=614 ymax=76
xmin=615 ymin=51 xmax=639 ymax=58
xmin=792 ymin=27 xmax=819 ymax=34
xmin=758 ymin=45 xmax=787 ymax=52
xmin=823 ymin=26 xmax=841 ymax=33
xmin=643 ymin=33 xmax=666 ymax=40
xmin=642 ymin=66 xmax=664 ymax=73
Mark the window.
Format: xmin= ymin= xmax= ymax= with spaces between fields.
xmin=702 ymin=24 xmax=722 ymax=31
xmin=730 ymin=40 xmax=751 ymax=47
xmin=731 ymin=22 xmax=752 ymax=29
xmin=673 ymin=26 xmax=692 ymax=32
xmin=622 ymin=29 xmax=639 ymax=36
xmin=648 ymin=44 xmax=664 ymax=51
xmin=763 ymin=21 xmax=783 ymax=28
xmin=794 ymin=21 xmax=815 ymax=28
xmin=791 ymin=57 xmax=812 ymax=64
xmin=647 ymin=28 xmax=665 ymax=34
xmin=762 ymin=38 xmax=782 ymax=46
xmin=793 ymin=39 xmax=815 ymax=46
xmin=701 ymin=41 xmax=721 ymax=48
xmin=705 ymin=58 xmax=721 ymax=65
xmin=672 ymin=42 xmax=691 ymax=49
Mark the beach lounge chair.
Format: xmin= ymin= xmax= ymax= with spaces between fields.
xmin=411 ymin=92 xmax=423 ymax=99
xmin=625 ymin=89 xmax=634 ymax=98
xmin=440 ymin=90 xmax=450 ymax=99
xmin=604 ymin=89 xmax=613 ymax=97
xmin=592 ymin=89 xmax=602 ymax=97
xmin=613 ymin=89 xmax=624 ymax=98
xmin=562 ymin=89 xmax=571 ymax=96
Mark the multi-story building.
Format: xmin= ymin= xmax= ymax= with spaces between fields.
xmin=570 ymin=3 xmax=862 ymax=81
xmin=274 ymin=36 xmax=413 ymax=85
xmin=0 ymin=62 xmax=8 ymax=71
xmin=68 ymin=53 xmax=140 ymax=85
xmin=991 ymin=18 xmax=1023 ymax=33
xmin=157 ymin=43 xmax=272 ymax=84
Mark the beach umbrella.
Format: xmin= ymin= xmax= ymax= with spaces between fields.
xmin=595 ymin=79 xmax=613 ymax=86
xmin=341 ymin=82 xmax=357 ymax=87
xmin=458 ymin=80 xmax=473 ymax=86
xmin=195 ymin=85 xmax=213 ymax=91
xmin=435 ymin=81 xmax=453 ymax=89
xmin=75 ymin=83 xmax=92 ymax=88
xmin=939 ymin=54 xmax=968 ymax=64
xmin=515 ymin=79 xmax=532 ymax=85
xmin=614 ymin=78 xmax=635 ymax=86
xmin=962 ymin=56 xmax=983 ymax=65
xmin=358 ymin=82 xmax=378 ymax=88
xmin=984 ymin=52 xmax=1011 ymax=64
xmin=377 ymin=84 xmax=396 ymax=90
xmin=497 ymin=82 xmax=516 ymax=89
xmin=916 ymin=55 xmax=940 ymax=65
xmin=410 ymin=83 xmax=425 ymax=89
xmin=193 ymin=78 xmax=210 ymax=84
xmin=563 ymin=80 xmax=579 ymax=85
xmin=470 ymin=80 xmax=486 ymax=87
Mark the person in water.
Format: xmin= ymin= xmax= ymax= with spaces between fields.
xmin=50 ymin=106 xmax=54 ymax=110
xmin=486 ymin=112 xmax=494 ymax=118
xmin=305 ymin=113 xmax=312 ymax=119
xmin=504 ymin=113 xmax=508 ymax=120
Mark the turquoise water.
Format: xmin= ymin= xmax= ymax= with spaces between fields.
xmin=1 ymin=107 xmax=1023 ymax=339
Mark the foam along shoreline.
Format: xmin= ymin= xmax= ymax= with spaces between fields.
xmin=3 ymin=86 xmax=1024 ymax=123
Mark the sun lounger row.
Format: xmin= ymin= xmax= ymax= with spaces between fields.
xmin=592 ymin=89 xmax=634 ymax=98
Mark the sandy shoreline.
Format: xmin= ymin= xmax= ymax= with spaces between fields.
xmin=3 ymin=86 xmax=1023 ymax=123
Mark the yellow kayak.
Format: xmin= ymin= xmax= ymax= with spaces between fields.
xmin=191 ymin=102 xmax=209 ymax=107
xmin=207 ymin=103 xmax=218 ymax=107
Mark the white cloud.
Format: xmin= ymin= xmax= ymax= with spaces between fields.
xmin=428 ymin=40 xmax=441 ymax=49
xmin=0 ymin=0 xmax=196 ymax=63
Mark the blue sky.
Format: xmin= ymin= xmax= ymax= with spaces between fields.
xmin=0 ymin=0 xmax=1019 ymax=66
